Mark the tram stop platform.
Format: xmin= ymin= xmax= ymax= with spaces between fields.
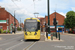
xmin=44 ymin=32 xmax=63 ymax=42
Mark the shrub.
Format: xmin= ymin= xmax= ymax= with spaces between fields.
xmin=1 ymin=29 xmax=3 ymax=33
xmin=7 ymin=30 xmax=10 ymax=33
xmin=68 ymin=31 xmax=73 ymax=33
xmin=0 ymin=29 xmax=1 ymax=33
xmin=3 ymin=30 xmax=6 ymax=33
xmin=0 ymin=29 xmax=3 ymax=33
xmin=17 ymin=27 xmax=21 ymax=31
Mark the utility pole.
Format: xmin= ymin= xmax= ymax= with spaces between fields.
xmin=20 ymin=18 xmax=21 ymax=28
xmin=14 ymin=10 xmax=16 ymax=33
xmin=33 ymin=0 xmax=39 ymax=18
xmin=48 ymin=0 xmax=50 ymax=34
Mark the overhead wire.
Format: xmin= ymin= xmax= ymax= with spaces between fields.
xmin=11 ymin=0 xmax=41 ymax=18
xmin=11 ymin=0 xmax=21 ymax=9
xmin=33 ymin=0 xmax=40 ymax=18
xmin=11 ymin=0 xmax=35 ymax=17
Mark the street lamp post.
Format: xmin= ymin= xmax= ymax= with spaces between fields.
xmin=14 ymin=10 xmax=16 ymax=33
xmin=47 ymin=0 xmax=50 ymax=34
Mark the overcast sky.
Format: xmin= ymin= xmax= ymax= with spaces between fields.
xmin=0 ymin=0 xmax=75 ymax=23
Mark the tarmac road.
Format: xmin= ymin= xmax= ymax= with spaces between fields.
xmin=0 ymin=32 xmax=45 ymax=50
xmin=0 ymin=32 xmax=75 ymax=50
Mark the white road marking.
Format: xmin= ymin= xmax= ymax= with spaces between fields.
xmin=0 ymin=35 xmax=23 ymax=46
xmin=23 ymin=42 xmax=36 ymax=50
xmin=26 ymin=42 xmax=36 ymax=50
xmin=6 ymin=42 xmax=24 ymax=50
xmin=21 ymin=39 xmax=23 ymax=41
xmin=37 ymin=41 xmax=45 ymax=42
xmin=0 ymin=35 xmax=23 ymax=43
xmin=0 ymin=40 xmax=17 ymax=46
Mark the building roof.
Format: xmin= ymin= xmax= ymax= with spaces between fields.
xmin=0 ymin=6 xmax=19 ymax=23
xmin=45 ymin=12 xmax=65 ymax=18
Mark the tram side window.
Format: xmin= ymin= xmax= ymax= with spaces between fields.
xmin=38 ymin=22 xmax=40 ymax=30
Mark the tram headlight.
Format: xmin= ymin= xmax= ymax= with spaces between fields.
xmin=25 ymin=32 xmax=27 ymax=35
xmin=34 ymin=32 xmax=37 ymax=35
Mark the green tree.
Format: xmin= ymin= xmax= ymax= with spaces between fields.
xmin=64 ymin=11 xmax=75 ymax=30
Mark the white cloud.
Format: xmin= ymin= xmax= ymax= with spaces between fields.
xmin=0 ymin=0 xmax=75 ymax=23
xmin=59 ymin=12 xmax=66 ymax=18
xmin=71 ymin=7 xmax=75 ymax=11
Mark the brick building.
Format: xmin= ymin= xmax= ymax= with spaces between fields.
xmin=0 ymin=6 xmax=19 ymax=30
xmin=40 ymin=18 xmax=45 ymax=32
xmin=20 ymin=23 xmax=24 ymax=30
xmin=45 ymin=12 xmax=65 ymax=32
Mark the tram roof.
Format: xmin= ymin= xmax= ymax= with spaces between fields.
xmin=24 ymin=18 xmax=40 ymax=22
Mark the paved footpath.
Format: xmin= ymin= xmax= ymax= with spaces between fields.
xmin=60 ymin=32 xmax=75 ymax=36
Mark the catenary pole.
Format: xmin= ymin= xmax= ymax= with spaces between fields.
xmin=48 ymin=0 xmax=50 ymax=34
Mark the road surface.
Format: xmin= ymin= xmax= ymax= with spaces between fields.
xmin=0 ymin=32 xmax=75 ymax=50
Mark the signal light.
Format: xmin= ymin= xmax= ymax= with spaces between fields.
xmin=25 ymin=32 xmax=27 ymax=35
xmin=34 ymin=32 xmax=37 ymax=35
xmin=53 ymin=18 xmax=57 ymax=25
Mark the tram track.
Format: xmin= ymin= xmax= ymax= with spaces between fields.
xmin=23 ymin=42 xmax=36 ymax=50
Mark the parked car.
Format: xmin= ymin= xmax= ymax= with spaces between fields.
xmin=73 ymin=29 xmax=75 ymax=34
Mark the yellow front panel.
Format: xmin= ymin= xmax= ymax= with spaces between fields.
xmin=24 ymin=30 xmax=40 ymax=40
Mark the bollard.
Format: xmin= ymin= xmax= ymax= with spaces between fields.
xmin=56 ymin=32 xmax=57 ymax=39
xmin=55 ymin=33 xmax=56 ymax=37
xmin=53 ymin=33 xmax=54 ymax=36
xmin=57 ymin=33 xmax=58 ymax=38
xmin=46 ymin=32 xmax=48 ymax=38
xmin=51 ymin=33 xmax=53 ymax=40
xmin=59 ymin=32 xmax=60 ymax=40
xmin=48 ymin=33 xmax=51 ymax=39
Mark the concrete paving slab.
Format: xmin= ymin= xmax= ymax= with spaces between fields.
xmin=45 ymin=38 xmax=63 ymax=42
xmin=12 ymin=31 xmax=24 ymax=34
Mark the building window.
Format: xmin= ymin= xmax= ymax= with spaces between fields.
xmin=0 ymin=26 xmax=3 ymax=29
xmin=56 ymin=20 xmax=58 ymax=25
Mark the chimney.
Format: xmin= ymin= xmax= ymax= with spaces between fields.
xmin=0 ymin=6 xmax=5 ymax=10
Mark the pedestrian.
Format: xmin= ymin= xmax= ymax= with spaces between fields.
xmin=10 ymin=29 xmax=12 ymax=34
xmin=46 ymin=27 xmax=48 ymax=32
xmin=14 ymin=28 xmax=16 ymax=34
xmin=6 ymin=30 xmax=7 ymax=34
